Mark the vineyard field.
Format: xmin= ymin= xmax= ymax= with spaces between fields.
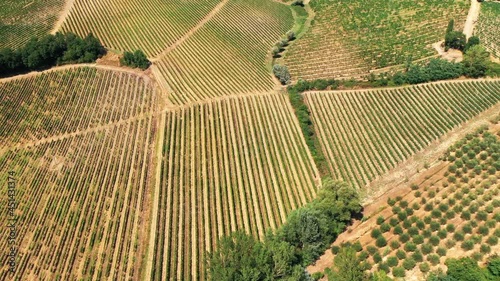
xmin=476 ymin=2 xmax=500 ymax=59
xmin=283 ymin=0 xmax=469 ymax=81
xmin=60 ymin=0 xmax=221 ymax=57
xmin=0 ymin=117 xmax=156 ymax=280
xmin=304 ymin=80 xmax=500 ymax=188
xmin=0 ymin=0 xmax=65 ymax=49
xmin=0 ymin=67 xmax=159 ymax=148
xmin=149 ymin=93 xmax=319 ymax=280
xmin=152 ymin=0 xmax=293 ymax=105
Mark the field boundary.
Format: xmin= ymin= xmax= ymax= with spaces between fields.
xmin=51 ymin=0 xmax=76 ymax=34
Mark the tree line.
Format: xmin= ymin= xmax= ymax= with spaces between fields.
xmin=0 ymin=32 xmax=105 ymax=77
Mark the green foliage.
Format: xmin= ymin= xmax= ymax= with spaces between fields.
xmin=392 ymin=267 xmax=405 ymax=278
xmin=445 ymin=257 xmax=488 ymax=281
xmin=376 ymin=236 xmax=387 ymax=248
xmin=327 ymin=246 xmax=367 ymax=281
xmin=119 ymin=50 xmax=150 ymax=70
xmin=273 ymin=64 xmax=291 ymax=85
xmin=0 ymin=32 xmax=105 ymax=76
xmin=445 ymin=31 xmax=466 ymax=51
xmin=463 ymin=45 xmax=490 ymax=78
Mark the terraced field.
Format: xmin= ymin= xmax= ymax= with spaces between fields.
xmin=152 ymin=0 xmax=293 ymax=105
xmin=305 ymin=80 xmax=500 ymax=188
xmin=476 ymin=2 xmax=500 ymax=59
xmin=283 ymin=0 xmax=469 ymax=81
xmin=148 ymin=93 xmax=319 ymax=280
xmin=0 ymin=0 xmax=65 ymax=49
xmin=0 ymin=67 xmax=159 ymax=280
xmin=0 ymin=67 xmax=159 ymax=148
xmin=60 ymin=0 xmax=221 ymax=57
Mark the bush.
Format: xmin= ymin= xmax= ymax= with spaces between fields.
xmin=396 ymin=250 xmax=406 ymax=260
xmin=436 ymin=247 xmax=447 ymax=257
xmin=380 ymin=223 xmax=391 ymax=233
xmin=430 ymin=221 xmax=441 ymax=232
xmin=389 ymin=218 xmax=399 ymax=227
xmin=390 ymin=240 xmax=400 ymax=250
xmin=376 ymin=216 xmax=385 ymax=225
xmin=412 ymin=235 xmax=424 ymax=245
xmin=367 ymin=245 xmax=378 ymax=255
xmin=286 ymin=30 xmax=296 ymax=41
xmin=376 ymin=236 xmax=387 ymax=248
xmin=399 ymin=233 xmax=410 ymax=243
xmin=378 ymin=262 xmax=389 ymax=274
xmin=454 ymin=231 xmax=465 ymax=241
xmin=462 ymin=224 xmax=473 ymax=234
xmin=463 ymin=45 xmax=490 ymax=78
xmin=437 ymin=229 xmax=448 ymax=239
xmin=430 ymin=236 xmax=440 ymax=246
xmin=480 ymin=244 xmax=491 ymax=254
xmin=403 ymin=258 xmax=416 ymax=270
xmin=476 ymin=211 xmax=488 ymax=221
xmin=420 ymin=262 xmax=431 ymax=273
xmin=358 ymin=251 xmax=369 ymax=261
xmin=446 ymin=224 xmax=455 ymax=232
xmin=392 ymin=267 xmax=405 ymax=278
xmin=461 ymin=240 xmax=474 ymax=251
xmin=393 ymin=225 xmax=403 ymax=235
xmin=478 ymin=226 xmax=489 ymax=236
xmin=120 ymin=50 xmax=150 ymax=70
xmin=487 ymin=236 xmax=498 ymax=246
xmin=371 ymin=228 xmax=382 ymax=239
xmin=422 ymin=243 xmax=434 ymax=254
xmin=416 ymin=220 xmax=425 ymax=230
xmin=387 ymin=198 xmax=396 ymax=206
xmin=273 ymin=65 xmax=291 ymax=85
xmin=412 ymin=251 xmax=423 ymax=262
xmin=408 ymin=227 xmax=419 ymax=236
xmin=427 ymin=254 xmax=440 ymax=265
xmin=373 ymin=252 xmax=382 ymax=263
xmin=352 ymin=241 xmax=363 ymax=252
xmin=402 ymin=219 xmax=412 ymax=229
xmin=386 ymin=256 xmax=398 ymax=268
xmin=404 ymin=242 xmax=417 ymax=252
xmin=445 ymin=239 xmax=456 ymax=248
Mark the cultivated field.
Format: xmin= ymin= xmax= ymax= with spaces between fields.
xmin=283 ymin=0 xmax=469 ymax=81
xmin=312 ymin=124 xmax=499 ymax=279
xmin=476 ymin=2 xmax=500 ymax=59
xmin=60 ymin=0 xmax=221 ymax=57
xmin=152 ymin=0 xmax=293 ymax=105
xmin=148 ymin=93 xmax=319 ymax=280
xmin=0 ymin=66 xmax=159 ymax=280
xmin=304 ymin=80 xmax=500 ymax=188
xmin=0 ymin=67 xmax=158 ymax=148
xmin=0 ymin=0 xmax=65 ymax=49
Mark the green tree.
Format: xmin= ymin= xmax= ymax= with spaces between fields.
xmin=445 ymin=257 xmax=487 ymax=281
xmin=327 ymin=246 xmax=367 ymax=281
xmin=462 ymin=45 xmax=490 ymax=78
xmin=273 ymin=64 xmax=291 ymax=85
xmin=445 ymin=31 xmax=466 ymax=51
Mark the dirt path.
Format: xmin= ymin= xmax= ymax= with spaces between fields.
xmin=307 ymin=101 xmax=500 ymax=275
xmin=463 ymin=0 xmax=481 ymax=39
xmin=50 ymin=0 xmax=76 ymax=34
xmin=150 ymin=0 xmax=229 ymax=62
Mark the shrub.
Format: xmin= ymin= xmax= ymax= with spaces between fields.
xmin=462 ymin=224 xmax=473 ymax=234
xmin=445 ymin=239 xmax=456 ymax=248
xmin=397 ymin=211 xmax=407 ymax=221
xmin=403 ymin=258 xmax=416 ymax=270
xmin=478 ymin=226 xmax=489 ymax=236
xmin=420 ymin=262 xmax=431 ymax=273
xmin=446 ymin=210 xmax=456 ymax=219
xmin=286 ymin=30 xmax=296 ymax=41
xmin=396 ymin=250 xmax=406 ymax=260
xmin=436 ymin=247 xmax=447 ymax=257
xmin=446 ymin=224 xmax=455 ymax=232
xmin=421 ymin=243 xmax=433 ymax=254
xmin=487 ymin=236 xmax=498 ymax=246
xmin=373 ymin=252 xmax=382 ymax=263
xmin=390 ymin=240 xmax=400 ymax=250
xmin=424 ymin=216 xmax=432 ymax=224
xmin=331 ymin=245 xmax=340 ymax=255
xmin=272 ymin=65 xmax=291 ymax=85
xmin=412 ymin=235 xmax=424 ymax=245
xmin=404 ymin=242 xmax=417 ymax=252
xmin=430 ymin=221 xmax=440 ymax=232
xmin=389 ymin=218 xmax=399 ymax=227
xmin=378 ymin=262 xmax=389 ymax=274
xmin=476 ymin=211 xmax=488 ymax=221
xmin=461 ymin=210 xmax=471 ymax=220
xmin=371 ymin=229 xmax=382 ymax=239
xmin=120 ymin=50 xmax=150 ymax=70
xmin=463 ymin=45 xmax=490 ymax=78
xmin=367 ymin=245 xmax=378 ymax=255
xmin=415 ymin=191 xmax=421 ymax=197
xmin=454 ymin=231 xmax=465 ymax=241
xmin=376 ymin=236 xmax=387 ymax=248
xmin=437 ymin=229 xmax=448 ymax=239
xmin=430 ymin=236 xmax=440 ymax=246
xmin=393 ymin=226 xmax=403 ymax=235
xmin=380 ymin=223 xmax=391 ymax=233
xmin=399 ymin=233 xmax=410 ymax=243
xmin=376 ymin=216 xmax=385 ymax=225
xmin=472 ymin=252 xmax=483 ymax=262
xmin=387 ymin=198 xmax=396 ymax=206
xmin=416 ymin=220 xmax=425 ymax=230
xmin=412 ymin=251 xmax=423 ymax=262
xmin=461 ymin=240 xmax=474 ymax=251
xmin=360 ymin=261 xmax=372 ymax=271
xmin=406 ymin=208 xmax=414 ymax=216
xmin=408 ymin=227 xmax=419 ymax=236
xmin=402 ymin=219 xmax=412 ymax=229
xmin=431 ymin=209 xmax=442 ymax=218
xmin=392 ymin=206 xmax=401 ymax=215
xmin=427 ymin=254 xmax=440 ymax=265
xmin=480 ymin=244 xmax=491 ymax=254
xmin=393 ymin=266 xmax=405 ymax=278
xmin=352 ymin=241 xmax=363 ymax=252
xmin=358 ymin=250 xmax=369 ymax=261
xmin=385 ymin=256 xmax=398 ymax=268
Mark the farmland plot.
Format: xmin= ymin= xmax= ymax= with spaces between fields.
xmin=153 ymin=0 xmax=293 ymax=105
xmin=305 ymin=80 xmax=500 ymax=188
xmin=0 ymin=117 xmax=156 ymax=280
xmin=283 ymin=0 xmax=469 ymax=81
xmin=476 ymin=2 xmax=500 ymax=59
xmin=149 ymin=93 xmax=319 ymax=280
xmin=60 ymin=0 xmax=221 ymax=57
xmin=0 ymin=0 xmax=65 ymax=49
xmin=0 ymin=67 xmax=158 ymax=148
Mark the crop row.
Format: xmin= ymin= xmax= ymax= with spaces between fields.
xmin=153 ymin=0 xmax=293 ymax=105
xmin=304 ymin=80 xmax=500 ymax=188
xmin=149 ymin=93 xmax=319 ymax=280
xmin=0 ymin=117 xmax=155 ymax=280
xmin=60 ymin=0 xmax=221 ymax=57
xmin=0 ymin=67 xmax=158 ymax=147
xmin=476 ymin=2 xmax=500 ymax=59
xmin=283 ymin=0 xmax=468 ymax=81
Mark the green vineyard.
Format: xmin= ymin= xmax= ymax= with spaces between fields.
xmin=305 ymin=80 xmax=500 ymax=188
xmin=60 ymin=0 xmax=221 ymax=57
xmin=0 ymin=0 xmax=65 ymax=49
xmin=149 ymin=93 xmax=319 ymax=280
xmin=283 ymin=0 xmax=469 ymax=81
xmin=153 ymin=0 xmax=293 ymax=105
xmin=476 ymin=2 xmax=500 ymax=59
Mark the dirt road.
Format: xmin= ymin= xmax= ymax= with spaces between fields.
xmin=463 ymin=0 xmax=480 ymax=39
